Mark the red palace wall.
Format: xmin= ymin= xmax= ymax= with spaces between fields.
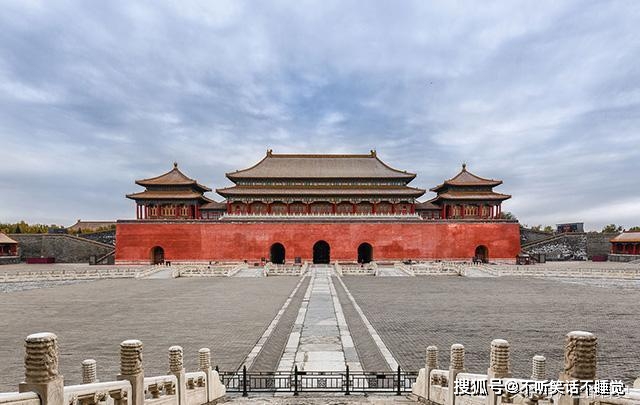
xmin=115 ymin=221 xmax=521 ymax=264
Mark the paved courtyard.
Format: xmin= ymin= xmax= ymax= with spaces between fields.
xmin=0 ymin=277 xmax=299 ymax=391
xmin=342 ymin=276 xmax=640 ymax=384
xmin=1 ymin=269 xmax=639 ymax=392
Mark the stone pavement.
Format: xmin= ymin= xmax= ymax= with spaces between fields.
xmin=342 ymin=276 xmax=640 ymax=384
xmin=332 ymin=277 xmax=391 ymax=371
xmin=0 ymin=277 xmax=300 ymax=391
xmin=277 ymin=266 xmax=363 ymax=372
xmin=248 ymin=277 xmax=311 ymax=372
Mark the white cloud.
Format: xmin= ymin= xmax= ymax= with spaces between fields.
xmin=0 ymin=0 xmax=638 ymax=230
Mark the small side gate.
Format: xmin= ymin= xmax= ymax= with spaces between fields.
xmin=219 ymin=365 xmax=418 ymax=396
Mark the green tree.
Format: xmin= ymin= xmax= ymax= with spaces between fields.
xmin=543 ymin=225 xmax=554 ymax=233
xmin=602 ymin=224 xmax=623 ymax=233
xmin=628 ymin=226 xmax=640 ymax=232
xmin=500 ymin=211 xmax=517 ymax=221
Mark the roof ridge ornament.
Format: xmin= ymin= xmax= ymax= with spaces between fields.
xmin=173 ymin=161 xmax=178 ymax=169
xmin=370 ymin=149 xmax=377 ymax=157
xmin=267 ymin=149 xmax=273 ymax=156
xmin=462 ymin=162 xmax=467 ymax=171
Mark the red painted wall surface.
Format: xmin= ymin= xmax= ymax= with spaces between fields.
xmin=115 ymin=221 xmax=521 ymax=264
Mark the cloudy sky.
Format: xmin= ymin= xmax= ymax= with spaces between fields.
xmin=0 ymin=1 xmax=638 ymax=230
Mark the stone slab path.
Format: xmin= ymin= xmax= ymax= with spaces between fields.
xmin=376 ymin=267 xmax=409 ymax=277
xmin=143 ymin=268 xmax=174 ymax=279
xmin=276 ymin=265 xmax=363 ymax=372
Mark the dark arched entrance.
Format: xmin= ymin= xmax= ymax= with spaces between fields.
xmin=313 ymin=241 xmax=330 ymax=264
xmin=357 ymin=242 xmax=373 ymax=263
xmin=270 ymin=243 xmax=285 ymax=264
xmin=475 ymin=245 xmax=488 ymax=263
xmin=151 ymin=246 xmax=164 ymax=264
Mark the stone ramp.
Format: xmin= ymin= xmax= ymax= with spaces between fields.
xmin=376 ymin=267 xmax=409 ymax=277
xmin=235 ymin=267 xmax=266 ymax=277
xmin=143 ymin=268 xmax=174 ymax=279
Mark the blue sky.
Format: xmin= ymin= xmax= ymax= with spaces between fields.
xmin=0 ymin=1 xmax=638 ymax=230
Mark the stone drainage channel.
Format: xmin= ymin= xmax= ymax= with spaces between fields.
xmin=228 ymin=265 xmax=404 ymax=397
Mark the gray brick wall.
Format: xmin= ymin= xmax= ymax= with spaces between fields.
xmin=586 ymin=232 xmax=619 ymax=258
xmin=8 ymin=234 xmax=113 ymax=263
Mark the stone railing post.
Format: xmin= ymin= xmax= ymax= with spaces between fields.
xmin=447 ymin=344 xmax=465 ymax=405
xmin=82 ymin=359 xmax=97 ymax=383
xmin=199 ymin=348 xmax=216 ymax=402
xmin=488 ymin=339 xmax=511 ymax=405
xmin=19 ymin=332 xmax=64 ymax=405
xmin=531 ymin=355 xmax=546 ymax=380
xmin=117 ymin=340 xmax=144 ymax=405
xmin=425 ymin=345 xmax=438 ymax=401
xmin=558 ymin=331 xmax=597 ymax=405
xmin=169 ymin=346 xmax=186 ymax=405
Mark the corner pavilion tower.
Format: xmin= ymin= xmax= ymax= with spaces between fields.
xmin=117 ymin=150 xmax=520 ymax=264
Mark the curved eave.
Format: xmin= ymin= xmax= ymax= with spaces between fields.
xmin=432 ymin=193 xmax=511 ymax=201
xmin=225 ymin=152 xmax=417 ymax=181
xmin=134 ymin=180 xmax=212 ymax=193
xmin=126 ymin=192 xmax=213 ymax=202
xmin=430 ymin=180 xmax=503 ymax=192
xmin=216 ymin=187 xmax=426 ymax=198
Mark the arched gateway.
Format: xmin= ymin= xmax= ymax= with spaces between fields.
xmin=475 ymin=245 xmax=489 ymax=263
xmin=151 ymin=246 xmax=164 ymax=264
xmin=270 ymin=243 xmax=285 ymax=264
xmin=357 ymin=242 xmax=373 ymax=263
xmin=313 ymin=241 xmax=330 ymax=264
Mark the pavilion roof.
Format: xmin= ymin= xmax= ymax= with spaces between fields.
xmin=415 ymin=201 xmax=440 ymax=210
xmin=216 ymin=185 xmax=425 ymax=198
xmin=0 ymin=233 xmax=18 ymax=244
xmin=610 ymin=232 xmax=640 ymax=243
xmin=226 ymin=150 xmax=416 ymax=181
xmin=431 ymin=191 xmax=511 ymax=201
xmin=135 ymin=163 xmax=211 ymax=192
xmin=126 ymin=190 xmax=213 ymax=202
xmin=200 ymin=201 xmax=227 ymax=210
xmin=430 ymin=164 xmax=502 ymax=192
xmin=67 ymin=220 xmax=116 ymax=231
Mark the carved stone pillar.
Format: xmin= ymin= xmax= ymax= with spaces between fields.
xmin=488 ymin=339 xmax=511 ymax=405
xmin=558 ymin=331 xmax=597 ymax=405
xmin=447 ymin=344 xmax=464 ymax=405
xmin=19 ymin=332 xmax=64 ymax=405
xmin=117 ymin=340 xmax=144 ymax=405
xmin=169 ymin=346 xmax=186 ymax=405
xmin=425 ymin=345 xmax=438 ymax=401
xmin=531 ymin=355 xmax=546 ymax=380
xmin=82 ymin=359 xmax=97 ymax=383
